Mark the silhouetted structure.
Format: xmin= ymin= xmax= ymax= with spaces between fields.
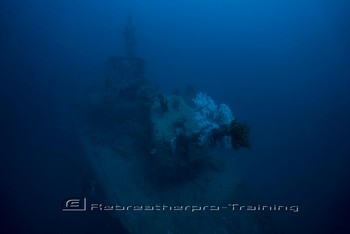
xmin=106 ymin=13 xmax=145 ymax=95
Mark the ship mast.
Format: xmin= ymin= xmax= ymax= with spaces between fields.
xmin=123 ymin=13 xmax=136 ymax=58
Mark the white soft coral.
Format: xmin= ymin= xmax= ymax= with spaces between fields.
xmin=192 ymin=92 xmax=234 ymax=145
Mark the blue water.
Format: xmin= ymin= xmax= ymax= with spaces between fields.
xmin=1 ymin=0 xmax=349 ymax=233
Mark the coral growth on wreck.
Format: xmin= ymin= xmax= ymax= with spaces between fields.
xmin=158 ymin=94 xmax=169 ymax=113
xmin=230 ymin=120 xmax=251 ymax=150
xmin=192 ymin=92 xmax=234 ymax=145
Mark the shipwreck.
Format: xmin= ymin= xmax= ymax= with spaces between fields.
xmin=77 ymin=14 xmax=277 ymax=234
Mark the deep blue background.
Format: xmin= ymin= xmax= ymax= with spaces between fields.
xmin=1 ymin=0 xmax=349 ymax=233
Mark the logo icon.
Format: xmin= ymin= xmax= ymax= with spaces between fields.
xmin=62 ymin=198 xmax=87 ymax=211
